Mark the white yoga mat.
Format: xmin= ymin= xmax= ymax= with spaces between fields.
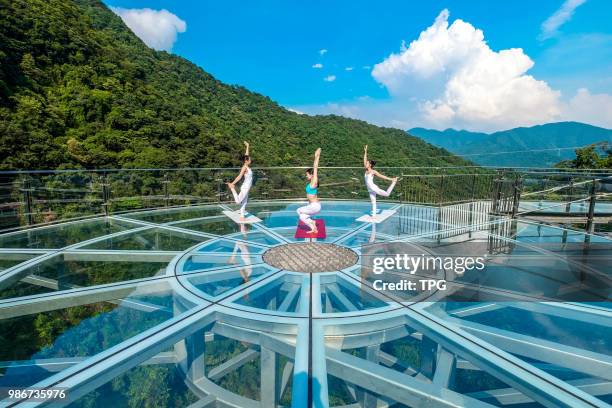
xmin=356 ymin=209 xmax=396 ymax=224
xmin=223 ymin=210 xmax=262 ymax=224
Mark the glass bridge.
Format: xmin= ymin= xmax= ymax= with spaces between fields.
xmin=0 ymin=166 xmax=610 ymax=407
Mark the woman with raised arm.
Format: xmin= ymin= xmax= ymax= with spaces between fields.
xmin=364 ymin=145 xmax=398 ymax=216
xmin=297 ymin=147 xmax=322 ymax=234
xmin=226 ymin=141 xmax=253 ymax=221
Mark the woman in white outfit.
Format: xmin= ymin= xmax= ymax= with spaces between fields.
xmin=363 ymin=145 xmax=397 ymax=216
xmin=297 ymin=148 xmax=322 ymax=234
xmin=227 ymin=141 xmax=253 ymax=221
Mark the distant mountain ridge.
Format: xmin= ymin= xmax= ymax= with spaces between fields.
xmin=408 ymin=122 xmax=612 ymax=167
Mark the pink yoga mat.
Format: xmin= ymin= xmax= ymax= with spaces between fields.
xmin=294 ymin=219 xmax=327 ymax=239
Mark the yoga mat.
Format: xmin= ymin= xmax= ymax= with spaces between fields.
xmin=356 ymin=209 xmax=396 ymax=224
xmin=223 ymin=210 xmax=262 ymax=224
xmin=294 ymin=219 xmax=327 ymax=239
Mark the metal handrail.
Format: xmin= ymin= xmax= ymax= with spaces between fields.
xmin=0 ymin=165 xmax=610 ymax=175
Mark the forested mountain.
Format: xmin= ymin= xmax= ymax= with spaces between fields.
xmin=409 ymin=122 xmax=612 ymax=167
xmin=0 ymin=0 xmax=469 ymax=170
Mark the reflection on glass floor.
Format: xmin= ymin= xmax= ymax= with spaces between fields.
xmin=0 ymin=200 xmax=609 ymax=407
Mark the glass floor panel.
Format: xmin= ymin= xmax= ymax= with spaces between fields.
xmin=62 ymin=315 xmax=299 ymax=407
xmin=0 ymin=252 xmax=40 ymax=271
xmin=453 ymin=305 xmax=610 ymax=354
xmin=81 ymin=227 xmax=210 ymax=251
xmin=122 ymin=205 xmax=223 ymax=224
xmin=0 ymin=200 xmax=608 ymax=406
xmin=180 ymin=253 xmax=263 ymax=274
xmin=178 ymin=265 xmax=276 ymax=299
xmin=320 ymin=274 xmax=389 ymax=313
xmin=0 ymin=254 xmax=168 ymax=300
xmin=66 ymin=363 xmax=201 ymax=407
xmin=232 ymin=273 xmax=304 ymax=314
xmin=0 ymin=285 xmax=180 ymax=389
xmin=227 ymin=229 xmax=284 ymax=245
xmin=434 ymin=304 xmax=612 ymax=400
xmin=173 ymin=216 xmax=251 ymax=236
xmin=324 ymin=322 xmax=546 ymax=407
xmin=0 ymin=218 xmax=136 ymax=249
xmin=195 ymin=239 xmax=267 ymax=254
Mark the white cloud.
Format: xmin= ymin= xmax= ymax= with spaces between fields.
xmin=110 ymin=7 xmax=186 ymax=51
xmin=319 ymin=49 xmax=328 ymax=55
xmin=297 ymin=9 xmax=611 ymax=132
xmin=287 ymin=108 xmax=305 ymax=115
xmin=371 ymin=9 xmax=563 ymax=130
xmin=540 ymin=0 xmax=587 ymax=40
xmin=312 ymin=63 xmax=323 ymax=69
xmin=345 ymin=66 xmax=354 ymax=71
xmin=362 ymin=65 xmax=371 ymax=70
xmin=323 ymin=75 xmax=336 ymax=82
xmin=563 ymin=88 xmax=612 ymax=128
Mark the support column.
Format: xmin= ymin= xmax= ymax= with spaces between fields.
xmin=186 ymin=328 xmax=206 ymax=383
xmin=261 ymin=346 xmax=279 ymax=407
xmin=363 ymin=345 xmax=380 ymax=408
xmin=419 ymin=335 xmax=437 ymax=379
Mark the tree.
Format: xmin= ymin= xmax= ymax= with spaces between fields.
xmin=560 ymin=143 xmax=612 ymax=169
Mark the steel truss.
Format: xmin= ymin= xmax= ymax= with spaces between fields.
xmin=0 ymin=201 xmax=608 ymax=408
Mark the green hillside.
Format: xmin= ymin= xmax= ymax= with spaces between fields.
xmin=409 ymin=122 xmax=612 ymax=167
xmin=0 ymin=0 xmax=469 ymax=170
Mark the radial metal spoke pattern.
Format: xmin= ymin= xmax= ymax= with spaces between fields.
xmin=0 ymin=200 xmax=609 ymax=408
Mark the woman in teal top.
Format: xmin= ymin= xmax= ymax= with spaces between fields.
xmin=297 ymin=148 xmax=322 ymax=234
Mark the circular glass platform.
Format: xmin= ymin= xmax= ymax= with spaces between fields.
xmin=0 ymin=200 xmax=609 ymax=407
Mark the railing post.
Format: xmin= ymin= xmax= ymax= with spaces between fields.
xmin=470 ymin=174 xmax=477 ymax=201
xmin=21 ymin=177 xmax=34 ymax=226
xmin=467 ymin=175 xmax=477 ymax=237
xmin=585 ymin=179 xmax=597 ymax=234
xmin=511 ymin=176 xmax=522 ymax=218
xmin=438 ymin=173 xmax=445 ymax=206
xmin=101 ymin=173 xmax=110 ymax=217
xmin=216 ymin=173 xmax=223 ymax=203
xmin=163 ymin=173 xmax=170 ymax=207
xmin=491 ymin=174 xmax=501 ymax=214
xmin=563 ymin=177 xmax=573 ymax=213
xmin=258 ymin=171 xmax=270 ymax=201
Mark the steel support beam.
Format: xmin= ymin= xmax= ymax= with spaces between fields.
xmin=0 ymin=277 xmax=170 ymax=319
xmin=207 ymin=349 xmax=259 ymax=381
xmin=326 ymin=347 xmax=494 ymax=408
xmin=449 ymin=317 xmax=612 ymax=382
xmin=12 ymin=305 xmax=216 ymax=407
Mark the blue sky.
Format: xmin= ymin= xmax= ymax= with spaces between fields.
xmin=104 ymin=0 xmax=612 ymax=131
